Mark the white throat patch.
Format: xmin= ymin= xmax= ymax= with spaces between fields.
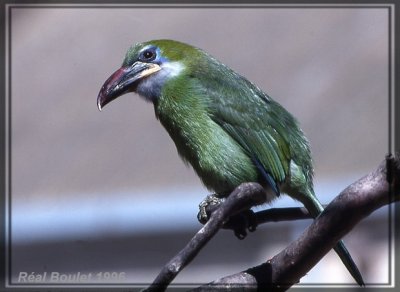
xmin=160 ymin=61 xmax=185 ymax=78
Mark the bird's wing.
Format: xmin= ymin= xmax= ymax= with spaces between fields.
xmin=205 ymin=78 xmax=294 ymax=192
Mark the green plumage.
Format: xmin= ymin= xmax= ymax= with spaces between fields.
xmin=97 ymin=39 xmax=364 ymax=285
xmin=145 ymin=40 xmax=313 ymax=200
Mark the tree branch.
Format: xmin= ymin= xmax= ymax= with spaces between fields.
xmin=143 ymin=154 xmax=399 ymax=291
xmin=254 ymin=206 xmax=312 ymax=223
xmin=143 ymin=183 xmax=267 ymax=292
xmin=204 ymin=202 xmax=314 ymax=228
xmin=194 ymin=154 xmax=400 ymax=291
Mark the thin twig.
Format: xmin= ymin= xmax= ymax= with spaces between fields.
xmin=254 ymin=206 xmax=312 ymax=224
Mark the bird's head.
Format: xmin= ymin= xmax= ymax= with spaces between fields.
xmin=97 ymin=39 xmax=200 ymax=110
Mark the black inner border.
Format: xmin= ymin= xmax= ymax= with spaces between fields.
xmin=1 ymin=1 xmax=398 ymax=291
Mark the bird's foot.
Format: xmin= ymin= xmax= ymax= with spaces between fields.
xmin=197 ymin=194 xmax=224 ymax=224
xmin=197 ymin=194 xmax=258 ymax=240
xmin=225 ymin=210 xmax=258 ymax=239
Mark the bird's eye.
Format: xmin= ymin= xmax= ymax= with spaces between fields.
xmin=139 ymin=48 xmax=157 ymax=62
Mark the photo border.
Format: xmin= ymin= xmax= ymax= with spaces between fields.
xmin=1 ymin=1 xmax=398 ymax=291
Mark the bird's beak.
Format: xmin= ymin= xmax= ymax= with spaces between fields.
xmin=97 ymin=62 xmax=161 ymax=111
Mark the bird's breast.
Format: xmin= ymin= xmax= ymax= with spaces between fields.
xmin=155 ymin=96 xmax=258 ymax=195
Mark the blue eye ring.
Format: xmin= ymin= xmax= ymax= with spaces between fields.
xmin=139 ymin=47 xmax=157 ymax=62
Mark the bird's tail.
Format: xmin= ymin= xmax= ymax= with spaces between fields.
xmin=300 ymin=192 xmax=365 ymax=286
xmin=333 ymin=239 xmax=365 ymax=286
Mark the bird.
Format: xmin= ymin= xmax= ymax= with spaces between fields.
xmin=97 ymin=39 xmax=364 ymax=286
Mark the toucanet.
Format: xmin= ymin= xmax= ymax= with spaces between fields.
xmin=97 ymin=39 xmax=364 ymax=285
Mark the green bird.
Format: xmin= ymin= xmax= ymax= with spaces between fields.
xmin=97 ymin=39 xmax=364 ymax=285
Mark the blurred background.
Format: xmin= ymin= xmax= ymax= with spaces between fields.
xmin=9 ymin=6 xmax=390 ymax=287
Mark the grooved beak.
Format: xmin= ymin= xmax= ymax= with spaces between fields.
xmin=97 ymin=62 xmax=161 ymax=111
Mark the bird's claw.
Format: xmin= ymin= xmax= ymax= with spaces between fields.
xmin=226 ymin=209 xmax=258 ymax=240
xmin=197 ymin=194 xmax=224 ymax=224
xmin=197 ymin=194 xmax=258 ymax=239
